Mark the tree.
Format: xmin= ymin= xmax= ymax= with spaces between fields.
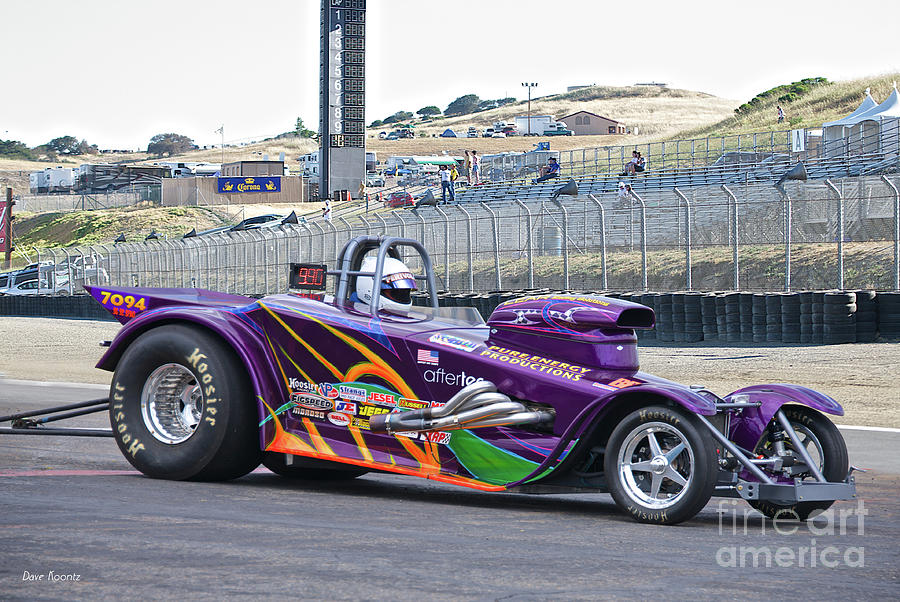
xmin=445 ymin=94 xmax=481 ymax=116
xmin=417 ymin=106 xmax=441 ymax=118
xmin=294 ymin=117 xmax=315 ymax=138
xmin=147 ymin=133 xmax=196 ymax=157
xmin=383 ymin=111 xmax=413 ymax=124
xmin=369 ymin=119 xmax=384 ymax=128
xmin=0 ymin=139 xmax=35 ymax=160
xmin=46 ymin=136 xmax=80 ymax=155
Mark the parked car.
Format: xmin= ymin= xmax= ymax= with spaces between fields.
xmin=483 ymin=128 xmax=495 ymax=137
xmin=491 ymin=132 xmax=507 ymax=138
xmin=386 ymin=133 xmax=399 ymax=140
xmin=384 ymin=191 xmax=414 ymax=208
xmin=365 ymin=173 xmax=385 ymax=187
xmin=466 ymin=127 xmax=479 ymax=138
xmin=0 ymin=278 xmax=68 ymax=296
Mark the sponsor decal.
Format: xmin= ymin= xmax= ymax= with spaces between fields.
xmin=367 ymin=391 xmax=397 ymax=406
xmin=499 ymin=295 xmax=610 ymax=308
xmin=479 ymin=346 xmax=591 ymax=382
xmin=288 ymin=378 xmax=317 ymax=393
xmin=291 ymin=407 xmax=326 ymax=420
xmin=327 ymin=412 xmax=351 ymax=427
xmin=351 ymin=417 xmax=371 ymax=430
xmin=428 ymin=333 xmax=479 ymax=352
xmin=592 ymin=382 xmax=617 ymax=392
xmin=292 ymin=393 xmax=333 ymax=411
xmin=358 ymin=405 xmax=391 ymax=418
xmin=417 ymin=348 xmax=439 ymax=365
xmin=398 ymin=398 xmax=429 ymax=410
xmin=318 ymin=383 xmax=341 ymax=399
xmin=334 ymin=401 xmax=357 ymax=415
xmin=422 ymin=368 xmax=484 ymax=388
xmin=608 ymin=377 xmax=641 ymax=389
xmin=339 ymin=385 xmax=366 ymax=403
xmin=421 ymin=431 xmax=452 ymax=445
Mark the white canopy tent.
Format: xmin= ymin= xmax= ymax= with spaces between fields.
xmin=822 ymin=86 xmax=900 ymax=158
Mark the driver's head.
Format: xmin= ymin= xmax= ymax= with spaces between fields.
xmin=355 ymin=256 xmax=417 ymax=312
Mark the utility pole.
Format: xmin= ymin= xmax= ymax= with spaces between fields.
xmin=216 ymin=125 xmax=224 ymax=164
xmin=522 ymin=82 xmax=538 ymax=135
xmin=1 ymin=187 xmax=13 ymax=269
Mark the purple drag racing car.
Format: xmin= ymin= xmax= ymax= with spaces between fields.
xmin=86 ymin=235 xmax=856 ymax=524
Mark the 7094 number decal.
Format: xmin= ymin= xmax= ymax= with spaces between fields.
xmin=99 ymin=290 xmax=147 ymax=318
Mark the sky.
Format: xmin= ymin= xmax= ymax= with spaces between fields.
xmin=2 ymin=0 xmax=899 ymax=151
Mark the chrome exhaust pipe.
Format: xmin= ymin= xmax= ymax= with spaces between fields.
xmin=369 ymin=380 xmax=553 ymax=434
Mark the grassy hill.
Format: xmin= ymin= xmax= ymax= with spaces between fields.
xmin=675 ymin=72 xmax=900 ymax=138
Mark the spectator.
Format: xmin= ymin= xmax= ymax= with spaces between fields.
xmin=777 ymin=105 xmax=785 ymax=123
xmin=620 ymin=150 xmax=639 ymax=176
xmin=624 ymin=152 xmax=645 ymax=176
xmin=439 ymin=164 xmax=455 ymax=204
xmin=532 ymin=157 xmax=561 ymax=184
xmin=464 ymin=151 xmax=472 ymax=185
xmin=322 ymin=199 xmax=332 ymax=221
xmin=471 ymin=150 xmax=480 ymax=184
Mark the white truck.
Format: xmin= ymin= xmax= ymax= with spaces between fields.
xmin=514 ymin=115 xmax=573 ymax=136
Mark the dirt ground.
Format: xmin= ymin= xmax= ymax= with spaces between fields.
xmin=0 ymin=317 xmax=897 ymax=427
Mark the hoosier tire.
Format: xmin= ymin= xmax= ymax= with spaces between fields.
xmin=604 ymin=405 xmax=718 ymax=525
xmin=109 ymin=324 xmax=262 ymax=481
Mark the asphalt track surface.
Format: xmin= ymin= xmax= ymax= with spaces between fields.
xmin=1 ymin=381 xmax=898 ymax=600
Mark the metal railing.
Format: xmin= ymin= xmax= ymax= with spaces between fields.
xmin=29 ymin=173 xmax=899 ymax=296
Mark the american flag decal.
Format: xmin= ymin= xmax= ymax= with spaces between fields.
xmin=417 ymin=349 xmax=439 ymax=365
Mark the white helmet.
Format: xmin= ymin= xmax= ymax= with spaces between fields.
xmin=355 ymin=256 xmax=417 ymax=313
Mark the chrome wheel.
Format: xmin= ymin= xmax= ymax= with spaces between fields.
xmin=140 ymin=363 xmax=202 ymax=444
xmin=617 ymin=422 xmax=695 ymax=510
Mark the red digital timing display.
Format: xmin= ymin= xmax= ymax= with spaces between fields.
xmin=289 ymin=263 xmax=327 ymax=290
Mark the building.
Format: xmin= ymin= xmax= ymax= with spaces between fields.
xmin=220 ymin=161 xmax=286 ymax=177
xmin=560 ymin=111 xmax=626 ymax=136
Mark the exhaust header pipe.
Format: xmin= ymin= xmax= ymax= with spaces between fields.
xmin=369 ymin=380 xmax=553 ymax=435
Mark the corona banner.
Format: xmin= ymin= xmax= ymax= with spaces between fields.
xmin=216 ymin=177 xmax=281 ymax=194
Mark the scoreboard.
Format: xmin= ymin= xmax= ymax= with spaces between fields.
xmin=319 ymin=0 xmax=366 ymax=199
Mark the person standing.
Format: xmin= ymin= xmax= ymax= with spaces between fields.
xmin=449 ymin=162 xmax=459 ymax=200
xmin=464 ymin=151 xmax=472 ymax=185
xmin=471 ymin=150 xmax=480 ymax=184
xmin=777 ymin=105 xmax=785 ymax=123
xmin=322 ymin=198 xmax=332 ymax=221
xmin=439 ymin=164 xmax=454 ymax=204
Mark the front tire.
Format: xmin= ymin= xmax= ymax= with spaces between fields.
xmin=604 ymin=405 xmax=718 ymax=524
xmin=749 ymin=405 xmax=849 ymax=520
xmin=109 ymin=324 xmax=261 ymax=481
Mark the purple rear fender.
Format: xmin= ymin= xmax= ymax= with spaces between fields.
xmin=96 ymin=305 xmax=284 ymax=449
xmin=726 ymin=384 xmax=844 ymax=451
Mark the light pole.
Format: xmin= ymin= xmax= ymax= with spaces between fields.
xmin=522 ymin=82 xmax=538 ymax=135
xmin=216 ymin=125 xmax=224 ymax=164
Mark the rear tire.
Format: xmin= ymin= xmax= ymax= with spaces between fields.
xmin=262 ymin=452 xmax=368 ymax=480
xmin=604 ymin=405 xmax=718 ymax=524
xmin=109 ymin=324 xmax=261 ymax=481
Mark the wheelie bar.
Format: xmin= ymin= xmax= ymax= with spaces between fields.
xmin=0 ymin=398 xmax=114 ymax=437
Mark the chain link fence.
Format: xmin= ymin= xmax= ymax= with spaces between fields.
xmin=29 ymin=173 xmax=898 ymax=296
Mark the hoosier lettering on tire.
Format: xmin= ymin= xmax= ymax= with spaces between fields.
xmin=109 ymin=324 xmax=261 ymax=481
